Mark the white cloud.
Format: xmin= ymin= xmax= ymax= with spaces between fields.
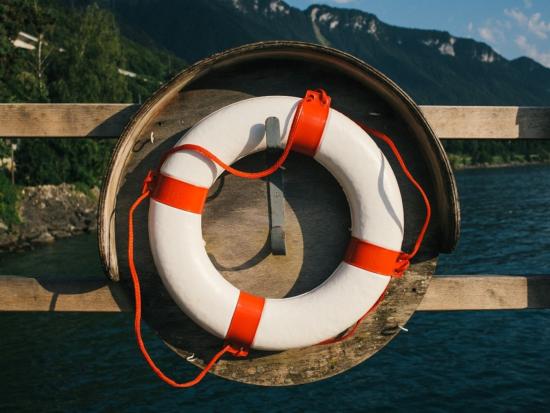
xmin=528 ymin=13 xmax=550 ymax=39
xmin=467 ymin=22 xmax=474 ymax=33
xmin=478 ymin=22 xmax=507 ymax=45
xmin=523 ymin=0 xmax=533 ymax=9
xmin=332 ymin=0 xmax=354 ymax=3
xmin=478 ymin=27 xmax=497 ymax=43
xmin=504 ymin=8 xmax=550 ymax=39
xmin=476 ymin=18 xmax=510 ymax=45
xmin=505 ymin=8 xmax=528 ymax=26
xmin=515 ymin=35 xmax=550 ymax=67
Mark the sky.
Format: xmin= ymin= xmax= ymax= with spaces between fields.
xmin=286 ymin=0 xmax=550 ymax=67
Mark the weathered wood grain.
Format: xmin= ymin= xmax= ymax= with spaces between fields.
xmin=421 ymin=106 xmax=550 ymax=140
xmin=0 ymin=276 xmax=131 ymax=312
xmin=0 ymin=103 xmax=138 ymax=138
xmin=1 ymin=104 xmax=549 ymax=139
xmin=419 ymin=275 xmax=550 ymax=310
xmin=2 ymin=275 xmax=549 ymax=312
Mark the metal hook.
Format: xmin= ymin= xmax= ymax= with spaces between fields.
xmin=265 ymin=117 xmax=286 ymax=255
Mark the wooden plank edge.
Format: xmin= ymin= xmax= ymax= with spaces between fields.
xmin=1 ymin=275 xmax=550 ymax=312
xmin=1 ymin=104 xmax=549 ymax=139
xmin=420 ymin=106 xmax=550 ymax=140
xmin=0 ymin=103 xmax=138 ymax=138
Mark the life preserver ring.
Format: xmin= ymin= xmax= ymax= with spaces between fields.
xmin=147 ymin=90 xmax=409 ymax=351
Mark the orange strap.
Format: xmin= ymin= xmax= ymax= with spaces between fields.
xmin=224 ymin=291 xmax=265 ymax=355
xmin=344 ymin=238 xmax=409 ymax=277
xmin=291 ymin=89 xmax=331 ymax=156
xmin=150 ymin=173 xmax=208 ymax=214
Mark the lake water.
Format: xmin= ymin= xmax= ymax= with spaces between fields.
xmin=1 ymin=165 xmax=549 ymax=412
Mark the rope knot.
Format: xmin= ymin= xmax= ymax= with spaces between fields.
xmin=142 ymin=170 xmax=157 ymax=194
xmin=226 ymin=345 xmax=249 ymax=358
xmin=394 ymin=253 xmax=411 ymax=277
xmin=305 ymin=89 xmax=331 ymax=106
xmin=316 ymin=89 xmax=330 ymax=106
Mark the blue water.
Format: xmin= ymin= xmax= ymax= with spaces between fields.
xmin=1 ymin=165 xmax=550 ymax=412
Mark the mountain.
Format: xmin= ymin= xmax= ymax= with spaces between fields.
xmin=97 ymin=0 xmax=550 ymax=106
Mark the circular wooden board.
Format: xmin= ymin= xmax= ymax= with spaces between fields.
xmin=98 ymin=41 xmax=459 ymax=386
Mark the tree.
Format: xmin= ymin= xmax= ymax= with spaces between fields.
xmin=47 ymin=3 xmax=131 ymax=103
xmin=14 ymin=3 xmax=132 ymax=186
xmin=0 ymin=0 xmax=57 ymax=102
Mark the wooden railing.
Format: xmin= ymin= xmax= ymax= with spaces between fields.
xmin=1 ymin=104 xmax=549 ymax=139
xmin=1 ymin=103 xmax=549 ymax=312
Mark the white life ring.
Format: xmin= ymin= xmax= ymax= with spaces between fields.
xmin=148 ymin=91 xmax=405 ymax=351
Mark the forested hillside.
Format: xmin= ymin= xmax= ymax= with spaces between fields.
xmin=104 ymin=0 xmax=550 ymax=106
xmin=0 ymin=0 xmax=184 ymax=190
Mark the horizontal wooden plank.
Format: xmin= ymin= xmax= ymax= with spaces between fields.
xmin=0 ymin=103 xmax=138 ymax=138
xmin=421 ymin=106 xmax=550 ymax=140
xmin=0 ymin=104 xmax=549 ymax=139
xmin=0 ymin=276 xmax=131 ymax=312
xmin=418 ymin=275 xmax=550 ymax=310
xmin=1 ymin=275 xmax=550 ymax=312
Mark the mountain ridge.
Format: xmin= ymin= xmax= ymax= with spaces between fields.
xmin=98 ymin=0 xmax=550 ymax=106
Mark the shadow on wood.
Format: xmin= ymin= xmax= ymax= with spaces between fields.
xmin=527 ymin=276 xmax=550 ymax=308
xmin=516 ymin=107 xmax=550 ymax=140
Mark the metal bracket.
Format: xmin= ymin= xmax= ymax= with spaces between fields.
xmin=265 ymin=117 xmax=286 ymax=255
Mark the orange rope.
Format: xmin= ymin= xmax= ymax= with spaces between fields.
xmin=322 ymin=123 xmax=432 ymax=345
xmin=361 ymin=124 xmax=431 ymax=260
xmin=155 ymin=99 xmax=305 ymax=179
xmin=127 ymin=98 xmax=307 ymax=388
xmin=129 ymin=190 xmax=245 ymax=387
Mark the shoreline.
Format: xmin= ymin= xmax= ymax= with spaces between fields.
xmin=453 ymin=160 xmax=550 ymax=171
xmin=0 ymin=184 xmax=98 ymax=252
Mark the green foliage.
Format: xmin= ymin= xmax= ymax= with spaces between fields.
xmin=14 ymin=139 xmax=113 ymax=186
xmin=0 ymin=140 xmax=10 ymax=159
xmin=47 ymin=4 xmax=131 ymax=103
xmin=73 ymin=181 xmax=96 ymax=197
xmin=0 ymin=0 xmax=57 ymax=102
xmin=443 ymin=140 xmax=550 ymax=168
xmin=121 ymin=37 xmax=185 ymax=103
xmin=0 ymin=172 xmax=20 ymax=227
xmin=1 ymin=0 xmax=185 ymax=187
